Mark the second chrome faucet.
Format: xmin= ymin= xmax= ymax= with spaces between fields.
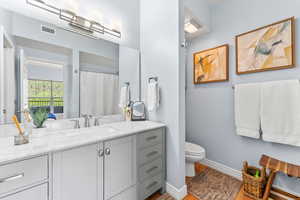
xmin=71 ymin=115 xmax=102 ymax=129
xmin=81 ymin=114 xmax=92 ymax=128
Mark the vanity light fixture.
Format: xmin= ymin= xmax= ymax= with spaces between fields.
xmin=184 ymin=19 xmax=202 ymax=34
xmin=26 ymin=0 xmax=121 ymax=38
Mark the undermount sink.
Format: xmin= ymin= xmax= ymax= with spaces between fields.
xmin=43 ymin=114 xmax=124 ymax=132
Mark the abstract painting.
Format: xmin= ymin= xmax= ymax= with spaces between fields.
xmin=193 ymin=44 xmax=229 ymax=84
xmin=236 ymin=17 xmax=295 ymax=74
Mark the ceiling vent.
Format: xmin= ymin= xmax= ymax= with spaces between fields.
xmin=41 ymin=25 xmax=56 ymax=35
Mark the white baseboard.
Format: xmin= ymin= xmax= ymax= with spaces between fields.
xmin=200 ymin=158 xmax=242 ymax=180
xmin=166 ymin=182 xmax=187 ymax=200
xmin=200 ymin=158 xmax=300 ymax=197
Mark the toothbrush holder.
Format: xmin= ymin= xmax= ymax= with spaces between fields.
xmin=14 ymin=133 xmax=29 ymax=145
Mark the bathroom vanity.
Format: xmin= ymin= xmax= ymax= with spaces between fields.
xmin=0 ymin=121 xmax=166 ymax=200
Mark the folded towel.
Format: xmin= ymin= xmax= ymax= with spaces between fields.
xmin=234 ymin=83 xmax=261 ymax=139
xmin=119 ymin=85 xmax=130 ymax=109
xmin=261 ymin=80 xmax=300 ymax=146
xmin=147 ymin=81 xmax=160 ymax=112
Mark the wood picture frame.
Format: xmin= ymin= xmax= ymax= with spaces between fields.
xmin=193 ymin=44 xmax=229 ymax=84
xmin=236 ymin=17 xmax=295 ymax=75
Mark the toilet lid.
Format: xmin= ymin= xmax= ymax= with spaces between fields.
xmin=185 ymin=142 xmax=205 ymax=155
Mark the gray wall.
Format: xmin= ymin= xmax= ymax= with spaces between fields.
xmin=119 ymin=46 xmax=140 ymax=101
xmin=186 ymin=0 xmax=300 ymax=194
xmin=140 ymin=0 xmax=186 ymax=194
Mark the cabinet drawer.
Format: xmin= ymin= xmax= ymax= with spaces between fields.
xmin=0 ymin=184 xmax=48 ymax=200
xmin=138 ymin=129 xmax=163 ymax=149
xmin=139 ymin=158 xmax=162 ymax=182
xmin=139 ymin=174 xmax=162 ymax=200
xmin=0 ymin=156 xmax=48 ymax=195
xmin=138 ymin=143 xmax=162 ymax=166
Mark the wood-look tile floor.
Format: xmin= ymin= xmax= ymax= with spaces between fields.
xmin=146 ymin=163 xmax=252 ymax=200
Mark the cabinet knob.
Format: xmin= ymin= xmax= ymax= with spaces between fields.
xmin=105 ymin=148 xmax=111 ymax=155
xmin=98 ymin=149 xmax=104 ymax=157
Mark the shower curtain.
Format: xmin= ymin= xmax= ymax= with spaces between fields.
xmin=80 ymin=71 xmax=119 ymax=116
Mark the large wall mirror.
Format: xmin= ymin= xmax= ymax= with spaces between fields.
xmin=0 ymin=7 xmax=140 ymax=126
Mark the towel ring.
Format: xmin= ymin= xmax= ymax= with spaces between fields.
xmin=148 ymin=77 xmax=158 ymax=83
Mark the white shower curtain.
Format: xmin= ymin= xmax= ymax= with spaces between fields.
xmin=80 ymin=71 xmax=119 ymax=116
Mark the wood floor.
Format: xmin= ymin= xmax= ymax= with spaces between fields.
xmin=146 ymin=188 xmax=253 ymax=200
xmin=146 ymin=163 xmax=255 ymax=200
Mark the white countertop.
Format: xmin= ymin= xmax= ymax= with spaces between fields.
xmin=0 ymin=121 xmax=165 ymax=164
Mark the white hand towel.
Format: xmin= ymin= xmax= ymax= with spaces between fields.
xmin=261 ymin=80 xmax=300 ymax=146
xmin=147 ymin=82 xmax=160 ymax=112
xmin=235 ymin=83 xmax=261 ymax=139
xmin=119 ymin=85 xmax=130 ymax=109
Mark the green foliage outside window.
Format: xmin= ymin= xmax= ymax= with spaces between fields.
xmin=28 ymin=80 xmax=64 ymax=112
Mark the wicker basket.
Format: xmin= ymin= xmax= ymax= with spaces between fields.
xmin=242 ymin=161 xmax=267 ymax=199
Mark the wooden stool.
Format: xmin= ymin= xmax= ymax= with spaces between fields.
xmin=259 ymin=155 xmax=300 ymax=200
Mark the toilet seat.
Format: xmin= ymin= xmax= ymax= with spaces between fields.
xmin=185 ymin=142 xmax=206 ymax=177
xmin=185 ymin=142 xmax=205 ymax=156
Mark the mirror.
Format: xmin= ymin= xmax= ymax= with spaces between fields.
xmin=0 ymin=7 xmax=140 ymax=126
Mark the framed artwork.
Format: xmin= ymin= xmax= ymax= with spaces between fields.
xmin=193 ymin=44 xmax=229 ymax=84
xmin=236 ymin=17 xmax=295 ymax=74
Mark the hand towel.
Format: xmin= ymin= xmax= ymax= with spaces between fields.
xmin=261 ymin=80 xmax=300 ymax=146
xmin=119 ymin=85 xmax=130 ymax=109
xmin=234 ymin=83 xmax=261 ymax=139
xmin=147 ymin=81 xmax=160 ymax=112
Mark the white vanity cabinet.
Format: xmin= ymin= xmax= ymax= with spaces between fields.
xmin=0 ymin=155 xmax=48 ymax=200
xmin=0 ymin=126 xmax=165 ymax=200
xmin=52 ymin=144 xmax=101 ymax=200
xmin=1 ymin=184 xmax=48 ymax=200
xmin=52 ymin=135 xmax=137 ymax=200
xmin=104 ymin=136 xmax=136 ymax=200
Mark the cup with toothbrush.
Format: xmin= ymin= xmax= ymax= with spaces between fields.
xmin=12 ymin=115 xmax=30 ymax=145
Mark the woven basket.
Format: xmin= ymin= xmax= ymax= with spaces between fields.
xmin=242 ymin=161 xmax=267 ymax=199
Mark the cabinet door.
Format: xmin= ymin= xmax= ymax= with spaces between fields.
xmin=109 ymin=185 xmax=137 ymax=200
xmin=53 ymin=143 xmax=103 ymax=200
xmin=104 ymin=136 xmax=136 ymax=200
xmin=1 ymin=184 xmax=48 ymax=200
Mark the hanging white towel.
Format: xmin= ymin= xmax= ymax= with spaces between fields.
xmin=234 ymin=83 xmax=261 ymax=139
xmin=119 ymin=85 xmax=130 ymax=109
xmin=261 ymin=80 xmax=300 ymax=146
xmin=147 ymin=81 xmax=160 ymax=112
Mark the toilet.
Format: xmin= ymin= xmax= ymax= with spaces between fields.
xmin=185 ymin=142 xmax=206 ymax=177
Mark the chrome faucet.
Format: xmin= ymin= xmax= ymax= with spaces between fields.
xmin=82 ymin=114 xmax=92 ymax=128
xmin=94 ymin=117 xmax=102 ymax=126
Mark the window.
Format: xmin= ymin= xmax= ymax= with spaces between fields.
xmin=28 ymin=79 xmax=64 ymax=114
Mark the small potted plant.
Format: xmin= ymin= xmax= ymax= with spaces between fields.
xmin=30 ymin=108 xmax=49 ymax=128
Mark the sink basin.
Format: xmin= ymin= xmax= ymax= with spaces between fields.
xmin=44 ymin=114 xmax=124 ymax=132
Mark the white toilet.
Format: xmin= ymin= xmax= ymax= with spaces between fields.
xmin=185 ymin=142 xmax=206 ymax=177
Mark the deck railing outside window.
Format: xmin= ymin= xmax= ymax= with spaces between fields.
xmin=28 ymin=79 xmax=64 ymax=113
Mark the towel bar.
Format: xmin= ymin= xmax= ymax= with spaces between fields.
xmin=232 ymin=79 xmax=300 ymax=89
